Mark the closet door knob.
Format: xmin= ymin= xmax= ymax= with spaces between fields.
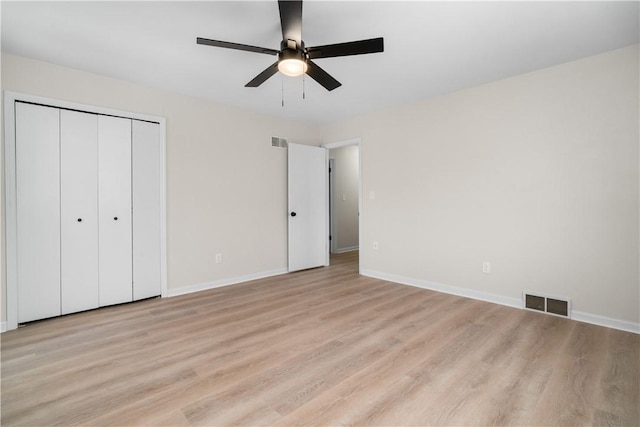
xmin=290 ymin=212 xmax=297 ymax=217
xmin=113 ymin=217 xmax=118 ymax=221
xmin=77 ymin=218 xmax=82 ymax=222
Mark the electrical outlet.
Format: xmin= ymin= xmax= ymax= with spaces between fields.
xmin=482 ymin=261 xmax=491 ymax=274
xmin=373 ymin=241 xmax=379 ymax=250
xmin=215 ymin=253 xmax=223 ymax=264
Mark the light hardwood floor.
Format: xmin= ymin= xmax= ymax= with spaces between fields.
xmin=2 ymin=251 xmax=639 ymax=426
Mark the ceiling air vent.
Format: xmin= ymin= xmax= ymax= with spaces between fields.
xmin=523 ymin=292 xmax=570 ymax=318
xmin=272 ymin=137 xmax=287 ymax=148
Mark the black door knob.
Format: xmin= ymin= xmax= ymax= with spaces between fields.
xmin=290 ymin=212 xmax=297 ymax=217
xmin=114 ymin=217 xmax=118 ymax=221
xmin=77 ymin=218 xmax=82 ymax=222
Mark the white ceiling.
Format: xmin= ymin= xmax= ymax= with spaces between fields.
xmin=2 ymin=1 xmax=638 ymax=125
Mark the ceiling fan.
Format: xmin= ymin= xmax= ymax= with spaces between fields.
xmin=196 ymin=0 xmax=384 ymax=91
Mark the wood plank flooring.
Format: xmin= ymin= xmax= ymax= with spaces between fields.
xmin=2 ymin=251 xmax=639 ymax=426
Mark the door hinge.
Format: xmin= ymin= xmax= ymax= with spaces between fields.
xmin=329 ymin=235 xmax=332 ymax=240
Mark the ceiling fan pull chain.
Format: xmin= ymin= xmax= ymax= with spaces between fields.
xmin=303 ymin=73 xmax=306 ymax=100
xmin=282 ymin=78 xmax=285 ymax=108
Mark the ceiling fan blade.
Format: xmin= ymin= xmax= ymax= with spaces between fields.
xmin=245 ymin=62 xmax=280 ymax=87
xmin=278 ymin=0 xmax=302 ymax=44
xmin=307 ymin=37 xmax=384 ymax=59
xmin=197 ymin=37 xmax=278 ymax=56
xmin=306 ymin=60 xmax=341 ymax=91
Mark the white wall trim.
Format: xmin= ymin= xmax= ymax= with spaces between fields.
xmin=362 ymin=269 xmax=521 ymax=309
xmin=3 ymin=90 xmax=168 ymax=331
xmin=1 ymin=322 xmax=7 ymax=333
xmin=328 ymin=158 xmax=337 ymax=254
xmin=3 ymin=91 xmax=165 ymax=123
xmin=361 ymin=269 xmax=640 ymax=334
xmin=4 ymin=92 xmax=19 ymax=331
xmin=166 ymin=268 xmax=288 ymax=297
xmin=571 ymin=311 xmax=640 ymax=334
xmin=336 ymin=246 xmax=359 ymax=254
xmin=322 ymin=138 xmax=361 ymax=150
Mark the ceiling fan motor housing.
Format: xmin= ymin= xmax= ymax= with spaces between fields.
xmin=279 ymin=40 xmax=308 ymax=63
xmin=278 ymin=39 xmax=308 ymax=76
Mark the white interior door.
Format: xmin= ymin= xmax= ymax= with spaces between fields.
xmin=15 ymin=102 xmax=61 ymax=322
xmin=98 ymin=115 xmax=133 ymax=306
xmin=132 ymin=120 xmax=162 ymax=300
xmin=288 ymin=143 xmax=328 ymax=272
xmin=60 ymin=110 xmax=99 ymax=314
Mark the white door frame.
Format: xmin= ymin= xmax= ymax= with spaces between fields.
xmin=3 ymin=91 xmax=168 ymax=332
xmin=328 ymin=158 xmax=337 ymax=254
xmin=321 ymin=138 xmax=362 ymax=272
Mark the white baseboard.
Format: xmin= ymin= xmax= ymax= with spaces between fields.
xmin=166 ymin=268 xmax=288 ymax=298
xmin=572 ymin=311 xmax=640 ymax=334
xmin=336 ymin=246 xmax=359 ymax=254
xmin=361 ymin=269 xmax=521 ymax=309
xmin=361 ymin=269 xmax=639 ymax=334
xmin=6 ymin=268 xmax=635 ymax=335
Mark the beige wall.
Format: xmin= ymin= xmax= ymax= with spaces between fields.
xmin=1 ymin=53 xmax=320 ymax=323
xmin=321 ymin=45 xmax=640 ymax=327
xmin=2 ymin=45 xmax=638 ymax=330
xmin=329 ymin=145 xmax=359 ymax=251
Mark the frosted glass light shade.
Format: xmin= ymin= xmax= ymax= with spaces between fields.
xmin=278 ymin=59 xmax=308 ymax=77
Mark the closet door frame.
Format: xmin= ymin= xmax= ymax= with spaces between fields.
xmin=3 ymin=91 xmax=168 ymax=332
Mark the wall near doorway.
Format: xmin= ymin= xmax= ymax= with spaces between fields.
xmin=329 ymin=145 xmax=359 ymax=252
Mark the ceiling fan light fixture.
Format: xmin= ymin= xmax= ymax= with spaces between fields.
xmin=278 ymin=47 xmax=307 ymax=76
xmin=278 ymin=58 xmax=308 ymax=76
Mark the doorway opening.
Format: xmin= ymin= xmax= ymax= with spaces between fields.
xmin=323 ymin=138 xmax=361 ymax=270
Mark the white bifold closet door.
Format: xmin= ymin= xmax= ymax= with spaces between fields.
xmin=132 ymin=120 xmax=162 ymax=300
xmin=14 ymin=102 xmax=161 ymax=324
xmin=98 ymin=116 xmax=133 ymax=306
xmin=16 ymin=103 xmax=61 ymax=323
xmin=60 ymin=110 xmax=99 ymax=314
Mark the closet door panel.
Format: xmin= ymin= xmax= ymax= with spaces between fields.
xmin=98 ymin=116 xmax=133 ymax=306
xmin=60 ymin=110 xmax=99 ymax=314
xmin=132 ymin=121 xmax=162 ymax=300
xmin=15 ymin=103 xmax=61 ymax=322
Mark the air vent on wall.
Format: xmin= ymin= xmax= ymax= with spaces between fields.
xmin=524 ymin=292 xmax=570 ymax=318
xmin=272 ymin=137 xmax=287 ymax=148
xmin=525 ymin=294 xmax=545 ymax=312
xmin=546 ymin=298 xmax=569 ymax=316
